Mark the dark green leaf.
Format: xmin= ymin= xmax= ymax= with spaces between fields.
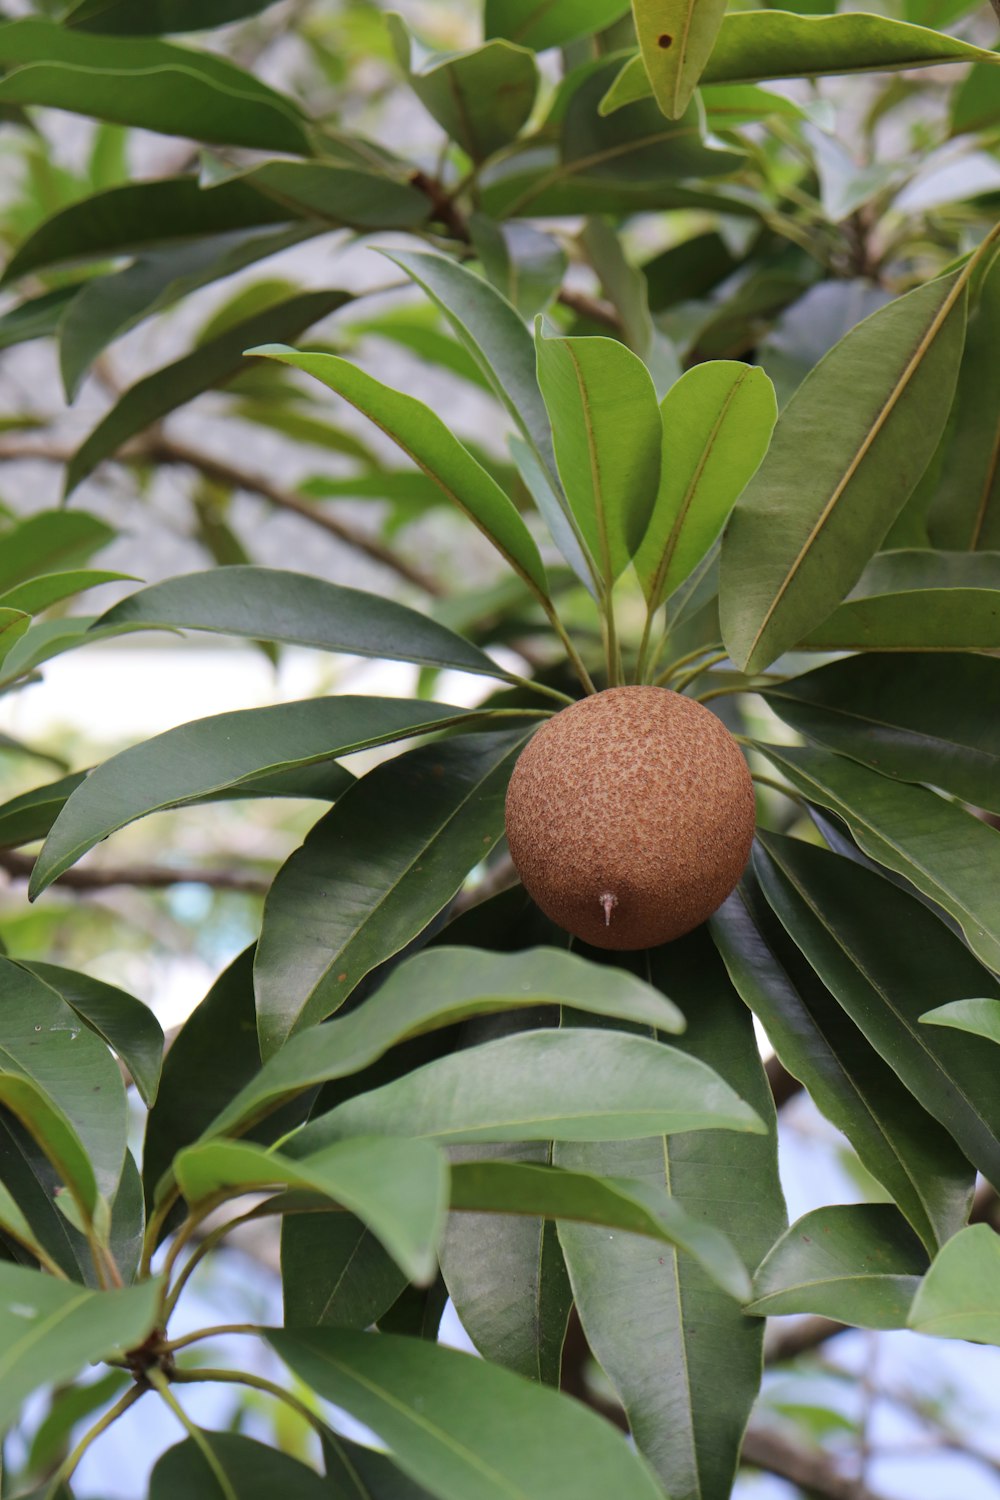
xmin=283 ymin=1212 xmax=409 ymax=1331
xmin=249 ymin=348 xmax=549 ymax=597
xmin=96 ymin=567 xmax=511 ymax=680
xmin=755 ymin=832 xmax=1000 ymax=1181
xmin=0 ymin=610 xmax=29 ymax=666
xmin=0 ymin=958 xmax=126 ymax=1205
xmin=485 ymin=0 xmax=630 ymax=50
xmin=215 ymin=159 xmax=430 ymax=230
xmin=470 ymin=218 xmax=566 ymax=320
xmin=712 ymin=876 xmax=973 ymax=1253
xmin=720 ymin=270 xmax=969 ymax=673
xmin=908 ymin=1225 xmax=1000 ymax=1342
xmin=536 ymin=328 xmax=661 ymax=587
xmin=174 ymin=1137 xmax=447 ymax=1284
xmin=633 ymin=0 xmax=727 ymax=119
xmin=635 ymin=359 xmax=775 ymax=609
xmin=556 ymin=930 xmax=785 ymax=1500
xmin=0 ymin=286 xmax=79 ymax=351
xmin=921 ymin=997 xmax=1000 ymax=1044
xmin=255 ymin=731 xmax=527 ymax=1056
xmin=323 ymin=1434 xmax=438 ymax=1498
xmin=66 ymin=289 xmax=352 ymax=495
xmin=951 ymin=53 xmax=1000 ymax=136
xmin=765 ymin=653 xmax=1000 ymax=814
xmin=109 ymin=1148 xmax=144 ymax=1284
xmin=803 ymin=549 xmax=1000 ymax=651
xmin=209 ymin=945 xmax=686 ymax=1140
xmin=0 ymin=20 xmax=309 ymax=154
xmin=64 ymin=0 xmax=279 ymax=32
xmin=0 ymin=1265 xmax=160 ymax=1431
xmin=25 ymin=1369 xmax=130 ymax=1479
xmin=757 ymin=749 xmax=1000 ymax=975
xmin=642 ymin=232 xmax=738 ymax=313
xmin=0 ymin=570 xmax=133 ymax=613
xmin=150 ymin=1432 xmax=331 ymax=1499
xmin=286 ymin=1027 xmax=764 ymax=1152
xmin=389 ymin=17 xmax=538 ymax=161
xmin=270 ymin=1328 xmax=666 ymax=1500
xmin=748 ymin=1205 xmax=927 ymax=1328
xmin=22 ymin=962 xmax=163 ymax=1108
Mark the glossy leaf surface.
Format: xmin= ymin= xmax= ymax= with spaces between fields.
xmin=633 ymin=0 xmax=727 ymax=120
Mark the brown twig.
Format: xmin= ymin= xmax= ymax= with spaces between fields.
xmin=766 ymin=1051 xmax=804 ymax=1108
xmin=0 ymin=849 xmax=269 ymax=894
xmin=742 ymin=1425 xmax=886 ymax=1500
xmin=765 ymin=1314 xmax=850 ymax=1366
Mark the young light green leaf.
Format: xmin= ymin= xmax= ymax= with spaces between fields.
xmin=635 ymin=360 xmax=775 ymax=609
xmin=30 ymin=698 xmax=477 ymax=897
xmin=765 ymin=652 xmax=1000 ymax=814
xmin=388 ymin=16 xmax=538 ymax=161
xmin=748 ymin=1205 xmax=927 ymax=1328
xmin=485 ymin=0 xmax=630 ymax=50
xmin=712 ymin=877 xmax=974 ymax=1253
xmin=721 ymin=269 xmax=969 ymax=673
xmin=757 ymin=747 xmax=1000 ymax=976
xmin=633 ymin=0 xmax=727 ymax=120
xmin=0 ymin=1265 xmax=160 ymax=1432
xmin=174 ymin=1136 xmax=447 ymax=1285
xmin=249 ymin=348 xmax=548 ymax=597
xmin=0 ymin=1073 xmax=99 ymax=1227
xmin=921 ymin=998 xmax=1000 ymax=1044
xmin=452 ymin=1160 xmax=750 ymax=1299
xmin=209 ymin=945 xmax=685 ymax=1141
xmin=284 ymin=1029 xmax=763 ymax=1154
xmin=254 ymin=732 xmax=527 ymax=1057
xmin=23 ymin=962 xmax=163 ymax=1109
xmin=802 ymin=548 xmax=1000 ymax=651
xmin=536 ymin=327 xmax=661 ymax=587
xmin=556 ymin=930 xmax=785 ymax=1500
xmin=66 ymin=291 xmax=351 ymax=496
xmin=0 ymin=511 xmax=114 ymax=592
xmin=908 ymin=1225 xmax=1000 ymax=1342
xmin=0 ymin=571 xmax=133 ymax=614
xmin=270 ymin=1328 xmax=666 ymax=1500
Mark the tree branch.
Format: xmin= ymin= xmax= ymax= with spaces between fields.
xmin=742 ymin=1424 xmax=887 ymax=1500
xmin=0 ymin=849 xmax=269 ymax=894
xmin=765 ymin=1314 xmax=849 ymax=1365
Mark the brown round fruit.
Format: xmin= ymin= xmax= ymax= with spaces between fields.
xmin=504 ymin=685 xmax=755 ymax=951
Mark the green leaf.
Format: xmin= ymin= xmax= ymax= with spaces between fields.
xmin=700 ymin=81 xmax=834 ymax=129
xmin=150 ymin=1432 xmax=331 ymax=1499
xmin=579 ymin=217 xmax=680 ymax=396
xmin=635 ymin=359 xmax=775 ymax=610
xmin=0 ymin=510 xmax=114 ymax=592
xmin=508 ymin=434 xmax=596 ymax=597
xmin=757 ymin=748 xmax=1000 ymax=976
xmin=632 ymin=0 xmax=727 ymax=120
xmin=22 ymin=962 xmax=163 ymax=1109
xmin=322 ymin=1434 xmax=439 ymax=1498
xmin=765 ymin=653 xmax=1000 ymax=814
xmin=382 ymin=248 xmax=558 ymax=486
xmin=0 ymin=19 xmax=309 ymax=154
xmin=0 ymin=1265 xmax=160 ymax=1431
xmin=175 ymin=1137 xmax=446 ymax=1284
xmin=754 ymin=832 xmax=1000 ymax=1181
xmin=0 ymin=774 xmax=88 ymax=849
xmin=59 ymin=224 xmax=313 ymax=402
xmin=0 ymin=609 xmax=29 ymax=665
xmin=270 ymin=1328 xmax=666 ymax=1500
xmin=66 ymin=289 xmax=351 ymax=496
xmin=556 ymin=930 xmax=785 ymax=1500
xmin=30 ymin=697 xmax=476 ymax=896
xmin=64 ymin=0 xmax=279 ymax=32
xmin=642 ymin=232 xmax=738 ymax=312
xmin=927 ymin=248 xmax=1000 ymax=550
xmin=249 ymin=347 xmax=549 ymax=597
xmin=285 ymin=1028 xmax=764 ymax=1153
xmin=802 ymin=549 xmax=1000 ymax=651
xmin=452 ymin=1159 xmax=750 ymax=1299
xmin=712 ymin=876 xmax=973 ymax=1253
xmin=720 ymin=269 xmax=969 ymax=673
xmin=389 ymin=16 xmax=538 ymax=161
xmin=470 ymin=218 xmax=567 ymax=320
xmin=0 ymin=286 xmax=80 ymax=351
xmin=0 ymin=957 xmax=126 ymax=1206
xmin=96 ymin=567 xmax=511 ymax=680
xmin=0 ymin=570 xmax=133 ymax=613
xmin=109 ymin=1148 xmax=145 ymax=1284
xmin=283 ymin=1212 xmax=409 ymax=1331
xmin=485 ymin=0 xmax=630 ymax=50
xmin=25 ymin=1370 xmax=130 ymax=1480
xmin=255 ymin=731 xmax=527 ymax=1056
xmin=208 ymin=945 xmax=686 ymax=1140
xmin=440 ymin=1141 xmax=571 ymax=1385
xmin=0 ymin=1176 xmax=51 ymax=1266
xmin=703 ymin=9 xmax=1000 ymax=83
xmin=908 ymin=1225 xmax=1000 ymax=1342
xmin=921 ymin=997 xmax=1000 ymax=1044
xmin=748 ymin=1205 xmax=927 ymax=1328
xmin=536 ymin=327 xmax=661 ymax=587
xmin=951 ymin=53 xmax=1000 ymax=136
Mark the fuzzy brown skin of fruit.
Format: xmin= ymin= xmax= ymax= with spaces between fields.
xmin=504 ymin=686 xmax=756 ymax=951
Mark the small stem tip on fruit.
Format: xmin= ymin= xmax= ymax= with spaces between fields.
xmin=599 ymin=892 xmax=618 ymax=927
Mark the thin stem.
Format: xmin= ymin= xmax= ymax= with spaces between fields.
xmin=173 ymin=1368 xmax=329 ymax=1442
xmin=149 ymin=1370 xmax=236 ymax=1500
xmin=633 ymin=602 xmax=661 ymax=686
xmin=140 ymin=1187 xmax=181 ymax=1278
xmin=45 ymin=1385 xmax=145 ymax=1497
xmin=751 ymin=771 xmax=804 ymax=804
xmin=163 ymin=1324 xmax=262 ymax=1353
xmin=539 ymin=597 xmax=597 ymax=695
xmin=158 ymin=1197 xmax=230 ymax=1313
xmin=659 ymin=650 xmax=729 ymax=693
xmin=505 ymin=673 xmax=575 ymax=707
xmin=661 ymin=641 xmax=725 ymax=677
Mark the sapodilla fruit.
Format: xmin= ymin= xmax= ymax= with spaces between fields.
xmin=504 ymin=686 xmax=755 ymax=951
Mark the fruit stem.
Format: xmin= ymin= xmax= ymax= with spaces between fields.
xmin=599 ymin=892 xmax=618 ymax=927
